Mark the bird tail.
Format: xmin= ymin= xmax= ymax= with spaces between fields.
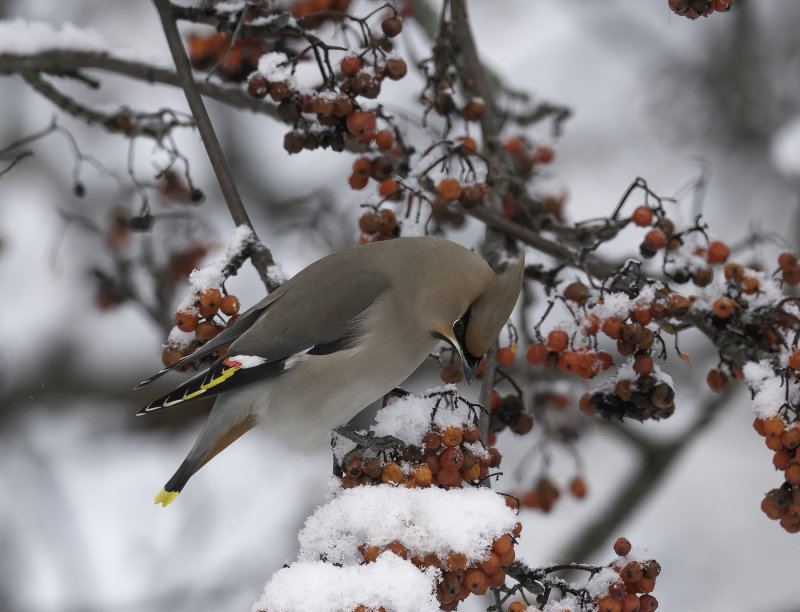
xmin=155 ymin=402 xmax=256 ymax=507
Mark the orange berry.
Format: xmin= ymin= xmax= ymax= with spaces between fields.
xmin=642 ymin=229 xmax=666 ymax=252
xmin=504 ymin=136 xmax=525 ymax=156
xmin=598 ymin=596 xmax=622 ymax=612
xmin=219 ymin=294 xmax=240 ymax=316
xmin=457 ymin=136 xmax=477 ymax=155
xmin=547 ymin=329 xmax=569 ymax=352
xmin=374 ymin=129 xmax=393 ymax=150
xmin=161 ymin=345 xmax=186 ymax=367
xmin=785 ymin=462 xmax=800 ymax=485
xmin=446 ymin=552 xmax=467 ymax=571
xmin=633 ymin=354 xmax=653 ymax=376
xmin=463 ymin=568 xmax=489 ymax=595
xmin=584 ymin=314 xmax=600 ymax=335
xmin=461 ymin=462 xmax=481 ymax=480
xmin=479 ymin=551 xmax=501 ymax=575
xmin=614 ymin=537 xmax=632 ymax=556
xmin=348 ymin=172 xmax=369 ymax=190
xmin=441 ymin=426 xmax=463 ymax=447
xmin=713 ymin=297 xmax=735 ymax=318
xmin=526 ymin=343 xmax=549 ymax=365
xmin=508 ymin=602 xmax=527 ymax=612
xmin=783 ymin=268 xmax=800 ymax=285
xmin=741 ymin=276 xmax=759 ymax=294
xmin=174 ymin=310 xmax=199 ymax=332
xmin=579 ymin=392 xmax=595 ymax=415
xmin=195 ymin=320 xmax=222 ymax=340
xmin=346 ymin=111 xmax=377 ymax=139
xmin=621 ymin=561 xmax=643 ymax=583
xmin=439 ymin=447 xmax=465 ymax=470
xmin=620 ymin=593 xmax=640 ymax=612
xmin=631 ymin=206 xmax=653 ymax=227
xmin=723 ymin=262 xmax=744 ymax=281
xmin=384 ymin=540 xmax=407 ymax=559
xmin=437 ymin=178 xmax=462 ymax=201
xmin=569 ymin=476 xmax=587 ymax=498
xmin=360 ymin=544 xmax=381 ymax=562
xmin=666 ymin=294 xmax=689 ymax=316
xmin=378 ymin=178 xmax=400 ymax=198
xmin=639 ymin=594 xmax=658 ymax=611
xmin=497 ymin=346 xmax=516 ymax=366
xmin=789 ymin=351 xmax=800 ymax=370
xmin=753 ymin=417 xmax=766 ymax=436
xmin=778 ymin=251 xmax=799 ymax=271
xmin=381 ymin=462 xmax=403 ymax=484
xmin=773 ymin=449 xmax=792 ymax=470
xmin=706 ymin=367 xmax=728 ymax=392
xmin=559 ymin=351 xmax=580 ymax=374
xmin=490 ymin=391 xmax=501 ymax=411
xmin=492 ymin=533 xmax=513 ymax=554
xmin=602 ymin=317 xmax=624 ymax=340
xmin=341 ymin=55 xmax=362 ymax=77
xmin=412 ymin=465 xmax=433 ymax=486
xmin=633 ymin=304 xmax=652 ymax=326
xmin=199 ymin=288 xmax=222 ymax=317
xmin=707 ymin=240 xmax=730 ymax=264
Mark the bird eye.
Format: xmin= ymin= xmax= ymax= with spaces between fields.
xmin=453 ymin=318 xmax=466 ymax=338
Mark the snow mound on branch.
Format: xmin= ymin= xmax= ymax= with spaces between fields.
xmin=251 ymin=553 xmax=440 ymax=612
xmin=0 ymin=18 xmax=108 ymax=53
xmin=299 ymin=485 xmax=517 ymax=566
xmin=743 ymin=360 xmax=786 ymax=418
xmin=371 ymin=387 xmax=478 ymax=446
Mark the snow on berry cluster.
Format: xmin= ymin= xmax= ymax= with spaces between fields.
xmin=252 ymin=391 xmax=522 ymax=612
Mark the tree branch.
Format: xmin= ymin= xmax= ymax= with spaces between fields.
xmin=152 ymin=0 xmax=280 ymax=292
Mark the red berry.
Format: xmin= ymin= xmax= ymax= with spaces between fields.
xmin=199 ymin=288 xmax=222 ymax=318
xmin=631 ymin=206 xmax=653 ymax=227
xmin=642 ymin=229 xmax=667 ymax=252
xmin=547 ymin=329 xmax=569 ymax=352
xmin=633 ymin=354 xmax=653 ymax=376
xmin=497 ymin=347 xmax=516 ymax=366
xmin=526 ymin=343 xmax=549 ymax=365
xmin=341 ymin=55 xmax=362 ymax=77
xmin=706 ymin=367 xmax=728 ymax=392
xmin=713 ymin=297 xmax=735 ymax=319
xmin=437 ymin=178 xmax=462 ymax=201
xmin=614 ymin=537 xmax=632 ymax=556
xmin=707 ymin=241 xmax=730 ymax=264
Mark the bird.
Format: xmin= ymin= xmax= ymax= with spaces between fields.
xmin=137 ymin=235 xmax=524 ymax=506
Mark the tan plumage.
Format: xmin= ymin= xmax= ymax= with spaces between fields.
xmin=137 ymin=236 xmax=524 ymax=505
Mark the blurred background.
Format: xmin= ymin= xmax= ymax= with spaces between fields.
xmin=1 ymin=1 xmax=799 ymax=611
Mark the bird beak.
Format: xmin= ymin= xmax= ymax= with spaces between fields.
xmin=462 ymin=360 xmax=476 ymax=385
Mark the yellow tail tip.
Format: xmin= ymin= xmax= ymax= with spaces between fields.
xmin=154 ymin=488 xmax=179 ymax=507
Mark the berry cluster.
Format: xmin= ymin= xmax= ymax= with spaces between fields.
xmin=340 ymin=422 xmax=500 ymax=490
xmin=579 ymin=372 xmax=676 ymax=422
xmin=358 ymin=207 xmax=399 ymax=243
xmin=163 ymin=287 xmax=241 ymax=367
xmin=489 ymin=393 xmax=534 ymax=436
xmin=358 ymin=528 xmax=521 ymax=611
xmin=188 ymin=31 xmax=268 ymax=82
xmin=503 ymin=136 xmax=555 ymax=174
xmin=595 ymin=538 xmax=661 ymax=612
xmin=755 ymin=414 xmax=800 ymax=533
xmin=668 ymin=0 xmax=733 ymax=19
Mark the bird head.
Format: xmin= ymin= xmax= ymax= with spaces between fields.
xmin=432 ymin=252 xmax=525 ymax=383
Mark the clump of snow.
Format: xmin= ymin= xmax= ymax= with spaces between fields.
xmin=583 ymin=566 xmax=622 ymax=599
xmin=256 ymin=51 xmax=295 ymax=84
xmin=743 ymin=360 xmax=784 ymax=418
xmin=0 ymin=19 xmax=108 ymax=54
xmin=173 ymin=225 xmax=260 ymax=313
xmin=266 ymin=263 xmax=288 ymax=286
xmin=371 ymin=388 xmax=476 ymax=447
xmin=166 ymin=327 xmax=195 ymax=349
xmin=251 ymin=553 xmax=440 ymax=612
xmin=298 ymin=485 xmax=518 ymax=565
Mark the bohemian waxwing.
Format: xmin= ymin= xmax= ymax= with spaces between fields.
xmin=137 ymin=236 xmax=524 ymax=506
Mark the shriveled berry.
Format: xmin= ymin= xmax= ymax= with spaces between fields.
xmin=247 ymin=73 xmax=268 ymax=98
xmin=563 ymin=281 xmax=590 ymax=304
xmin=666 ymin=294 xmax=689 ymax=317
xmin=381 ymin=462 xmax=403 ymax=484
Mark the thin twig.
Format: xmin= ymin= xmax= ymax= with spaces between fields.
xmin=152 ymin=0 xmax=280 ymax=291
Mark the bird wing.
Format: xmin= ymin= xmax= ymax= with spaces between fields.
xmin=137 ymin=264 xmax=392 ymax=414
